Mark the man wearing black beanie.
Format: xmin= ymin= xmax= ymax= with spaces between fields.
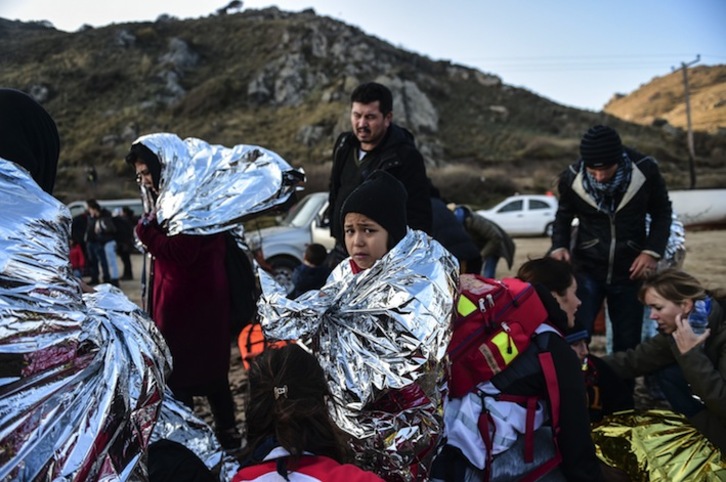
xmin=549 ymin=125 xmax=672 ymax=354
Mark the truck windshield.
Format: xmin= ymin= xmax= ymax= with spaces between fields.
xmin=284 ymin=194 xmax=324 ymax=228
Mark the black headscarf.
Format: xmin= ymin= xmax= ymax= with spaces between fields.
xmin=0 ymin=89 xmax=60 ymax=194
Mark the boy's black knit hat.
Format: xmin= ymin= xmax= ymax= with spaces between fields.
xmin=340 ymin=170 xmax=408 ymax=246
xmin=580 ymin=125 xmax=623 ymax=168
xmin=565 ymin=319 xmax=591 ymax=345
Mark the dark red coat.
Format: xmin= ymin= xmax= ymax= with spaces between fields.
xmin=136 ymin=219 xmax=230 ymax=390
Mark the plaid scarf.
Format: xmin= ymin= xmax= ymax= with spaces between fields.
xmin=582 ymin=153 xmax=632 ymax=215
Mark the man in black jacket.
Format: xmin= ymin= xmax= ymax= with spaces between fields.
xmin=327 ymin=82 xmax=432 ymax=266
xmin=550 ymin=125 xmax=672 ymax=353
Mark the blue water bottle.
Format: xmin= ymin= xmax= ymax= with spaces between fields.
xmin=687 ymin=298 xmax=711 ymax=335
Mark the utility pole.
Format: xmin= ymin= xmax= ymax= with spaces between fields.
xmin=672 ymin=55 xmax=700 ymax=189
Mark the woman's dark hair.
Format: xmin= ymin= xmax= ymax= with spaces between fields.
xmin=243 ymin=344 xmax=347 ymax=469
xmin=516 ymin=257 xmax=575 ymax=297
xmin=125 ymin=142 xmax=162 ymax=190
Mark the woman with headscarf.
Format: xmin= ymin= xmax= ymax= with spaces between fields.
xmin=126 ymin=141 xmax=242 ymax=451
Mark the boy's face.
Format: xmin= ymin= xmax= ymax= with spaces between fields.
xmin=344 ymin=212 xmax=389 ymax=270
xmin=570 ymin=339 xmax=589 ymax=363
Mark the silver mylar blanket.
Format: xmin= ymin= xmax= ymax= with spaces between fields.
xmin=660 ymin=211 xmax=687 ymax=269
xmin=132 ymin=133 xmax=303 ymax=236
xmin=258 ymin=229 xmax=459 ymax=480
xmin=0 ymin=159 xmax=171 ymax=481
xmin=0 ymin=159 xmax=243 ymax=481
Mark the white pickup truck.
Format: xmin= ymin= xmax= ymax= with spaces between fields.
xmin=246 ymin=192 xmax=336 ymax=292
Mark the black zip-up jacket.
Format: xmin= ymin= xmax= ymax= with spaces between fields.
xmin=328 ymin=124 xmax=432 ymax=244
xmin=551 ymin=148 xmax=672 ymax=284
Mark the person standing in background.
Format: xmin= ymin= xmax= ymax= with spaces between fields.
xmin=429 ymin=183 xmax=482 ymax=274
xmin=113 ymin=206 xmax=136 ymax=281
xmin=126 ymin=142 xmax=242 ymax=451
xmin=550 ymin=125 xmax=672 ymax=353
xmin=453 ymin=204 xmax=515 ymax=278
xmin=326 ymin=81 xmax=432 ymax=267
xmin=86 ymin=199 xmax=119 ymax=286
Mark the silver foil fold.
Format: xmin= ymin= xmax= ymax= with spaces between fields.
xmin=258 ymin=229 xmax=459 ymax=480
xmin=662 ymin=212 xmax=686 ymax=269
xmin=0 ymin=159 xmax=171 ymax=481
xmin=152 ymin=391 xmax=241 ymax=481
xmin=132 ymin=133 xmax=303 ymax=236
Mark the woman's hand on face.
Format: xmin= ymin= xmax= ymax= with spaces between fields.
xmin=673 ymin=312 xmax=710 ymax=355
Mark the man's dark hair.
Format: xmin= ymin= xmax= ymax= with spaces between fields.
xmin=304 ymin=243 xmax=328 ymax=267
xmin=86 ymin=199 xmax=100 ymax=211
xmin=350 ymin=82 xmax=393 ymax=116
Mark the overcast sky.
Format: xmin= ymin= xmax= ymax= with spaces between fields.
xmin=2 ymin=0 xmax=724 ymax=111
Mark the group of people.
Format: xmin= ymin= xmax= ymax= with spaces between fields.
xmin=70 ymin=201 xmax=137 ymax=285
xmin=1 ymin=79 xmax=724 ymax=482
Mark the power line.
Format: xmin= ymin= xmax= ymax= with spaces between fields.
xmin=454 ymin=53 xmax=725 ymax=73
xmin=457 ymin=53 xmax=725 ymax=62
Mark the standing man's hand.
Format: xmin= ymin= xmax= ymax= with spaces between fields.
xmin=629 ymin=252 xmax=658 ymax=280
xmin=550 ymin=248 xmax=571 ymax=263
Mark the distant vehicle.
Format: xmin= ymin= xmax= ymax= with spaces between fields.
xmin=67 ymin=198 xmax=144 ymax=218
xmin=246 ymin=192 xmax=335 ymax=292
xmin=669 ymin=188 xmax=726 ymax=228
xmin=475 ymin=194 xmax=558 ymax=237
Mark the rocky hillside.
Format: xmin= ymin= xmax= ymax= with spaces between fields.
xmin=2 ymin=8 xmax=725 ymax=205
xmin=605 ymin=65 xmax=726 ymax=134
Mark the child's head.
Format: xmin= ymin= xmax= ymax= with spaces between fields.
xmin=565 ymin=320 xmax=590 ymax=363
xmin=245 ymin=344 xmax=345 ymax=466
xmin=340 ymin=171 xmax=407 ymax=269
xmin=304 ymin=243 xmax=328 ymax=267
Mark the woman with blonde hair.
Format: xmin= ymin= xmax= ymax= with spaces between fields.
xmin=603 ymin=268 xmax=726 ymax=451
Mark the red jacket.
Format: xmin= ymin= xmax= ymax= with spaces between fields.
xmin=233 ymin=454 xmax=384 ymax=482
xmin=69 ymin=243 xmax=86 ymax=271
xmin=135 ymin=219 xmax=230 ymax=389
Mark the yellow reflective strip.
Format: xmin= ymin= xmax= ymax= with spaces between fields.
xmin=457 ymin=295 xmax=477 ymax=317
xmin=492 ymin=331 xmax=518 ymax=364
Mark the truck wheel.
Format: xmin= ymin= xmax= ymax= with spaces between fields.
xmin=267 ymin=256 xmax=300 ymax=294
